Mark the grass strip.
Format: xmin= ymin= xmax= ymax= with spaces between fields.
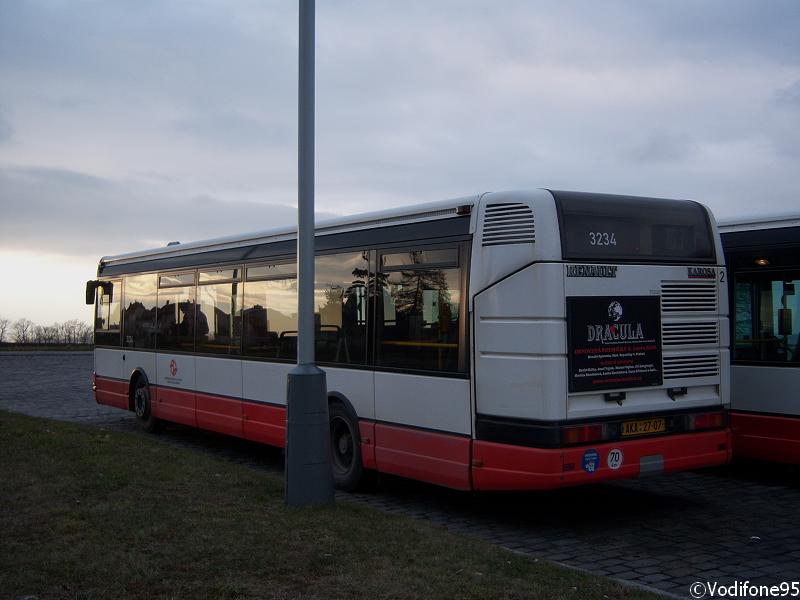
xmin=0 ymin=410 xmax=655 ymax=599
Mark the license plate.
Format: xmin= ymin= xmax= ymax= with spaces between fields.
xmin=621 ymin=418 xmax=665 ymax=437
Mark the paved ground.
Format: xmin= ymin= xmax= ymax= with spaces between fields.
xmin=2 ymin=352 xmax=799 ymax=599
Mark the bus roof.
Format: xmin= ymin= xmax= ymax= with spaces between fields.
xmin=718 ymin=213 xmax=800 ymax=233
xmin=100 ymin=195 xmax=478 ymax=268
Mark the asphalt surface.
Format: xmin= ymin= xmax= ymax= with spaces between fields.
xmin=1 ymin=351 xmax=798 ymax=599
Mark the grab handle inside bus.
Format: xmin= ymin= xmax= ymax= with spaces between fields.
xmin=778 ymin=309 xmax=792 ymax=336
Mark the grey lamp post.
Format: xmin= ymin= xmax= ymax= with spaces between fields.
xmin=284 ymin=0 xmax=334 ymax=506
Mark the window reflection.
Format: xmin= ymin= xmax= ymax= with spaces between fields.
xmin=314 ymin=252 xmax=369 ymax=364
xmin=243 ymin=278 xmax=298 ymax=359
xmin=156 ymin=285 xmax=196 ymax=352
xmin=199 ymin=268 xmax=239 ymax=283
xmin=734 ymin=274 xmax=800 ymax=363
xmin=376 ymin=263 xmax=461 ymax=372
xmin=123 ymin=274 xmax=157 ymax=349
xmin=159 ymin=273 xmax=195 ymax=287
xmin=247 ymin=263 xmax=296 ymax=281
xmin=197 ymin=282 xmax=242 ymax=355
xmin=241 ymin=252 xmax=369 ymax=364
xmin=95 ymin=279 xmax=121 ymax=346
xmin=382 ymin=248 xmax=458 ymax=268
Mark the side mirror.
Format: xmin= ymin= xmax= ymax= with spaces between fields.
xmin=86 ymin=280 xmax=115 ymax=305
xmin=85 ymin=280 xmax=98 ymax=305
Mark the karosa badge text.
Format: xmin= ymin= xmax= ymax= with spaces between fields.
xmin=688 ymin=266 xmax=716 ymax=279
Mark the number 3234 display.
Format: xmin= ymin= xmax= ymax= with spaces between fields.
xmin=567 ymin=296 xmax=663 ymax=393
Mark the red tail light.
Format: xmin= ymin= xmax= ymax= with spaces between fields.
xmin=561 ymin=423 xmax=606 ymax=445
xmin=688 ymin=411 xmax=726 ymax=431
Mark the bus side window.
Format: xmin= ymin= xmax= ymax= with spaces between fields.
xmin=734 ymin=275 xmax=800 ymax=363
xmin=242 ymin=277 xmax=297 ymax=360
xmin=376 ymin=247 xmax=462 ymax=373
xmin=156 ymin=285 xmax=196 ymax=352
xmin=197 ymin=278 xmax=242 ymax=356
xmin=123 ymin=274 xmax=157 ymax=349
xmin=314 ymin=252 xmax=369 ymax=365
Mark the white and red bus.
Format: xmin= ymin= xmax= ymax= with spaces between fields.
xmin=720 ymin=215 xmax=800 ymax=464
xmin=87 ymin=189 xmax=731 ymax=491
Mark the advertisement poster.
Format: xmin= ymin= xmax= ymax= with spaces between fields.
xmin=567 ymin=295 xmax=662 ymax=393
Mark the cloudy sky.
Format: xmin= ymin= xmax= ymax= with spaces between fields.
xmin=1 ymin=0 xmax=798 ymax=324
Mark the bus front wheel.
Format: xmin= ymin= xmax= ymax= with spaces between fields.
xmin=133 ymin=377 xmax=159 ymax=433
xmin=329 ymin=402 xmax=363 ymax=491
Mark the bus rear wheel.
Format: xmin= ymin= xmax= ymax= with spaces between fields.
xmin=133 ymin=377 xmax=159 ymax=433
xmin=329 ymin=402 xmax=363 ymax=491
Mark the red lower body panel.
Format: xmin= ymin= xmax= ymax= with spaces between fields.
xmin=731 ymin=412 xmax=800 ymax=464
xmin=472 ymin=429 xmax=731 ymax=491
xmin=94 ymin=375 xmax=732 ymax=491
xmin=359 ymin=421 xmax=377 ymax=470
xmin=196 ymin=393 xmax=243 ymax=438
xmin=94 ymin=376 xmax=128 ymax=410
xmin=374 ymin=423 xmax=471 ymax=490
xmin=243 ymin=402 xmax=286 ymax=447
xmin=153 ymin=385 xmax=196 ymax=428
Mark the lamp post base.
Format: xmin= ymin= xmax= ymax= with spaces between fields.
xmin=285 ymin=363 xmax=334 ymax=506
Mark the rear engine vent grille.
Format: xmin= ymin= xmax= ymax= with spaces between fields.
xmin=482 ymin=203 xmax=535 ymax=247
xmin=662 ymin=321 xmax=719 ymax=346
xmin=661 ymin=281 xmax=717 ymax=312
xmin=663 ymin=353 xmax=720 ymax=379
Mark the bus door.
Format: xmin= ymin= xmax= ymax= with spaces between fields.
xmin=372 ymin=246 xmax=472 ymax=490
xmin=154 ymin=273 xmax=197 ymax=427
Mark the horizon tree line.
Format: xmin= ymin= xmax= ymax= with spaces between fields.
xmin=0 ymin=316 xmax=93 ymax=345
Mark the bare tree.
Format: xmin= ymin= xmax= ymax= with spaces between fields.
xmin=3 ymin=317 xmax=94 ymax=345
xmin=13 ymin=318 xmax=34 ymax=344
xmin=78 ymin=322 xmax=93 ymax=344
xmin=0 ymin=317 xmax=9 ymax=343
xmin=43 ymin=324 xmax=60 ymax=344
xmin=56 ymin=321 xmax=69 ymax=344
xmin=63 ymin=319 xmax=81 ymax=344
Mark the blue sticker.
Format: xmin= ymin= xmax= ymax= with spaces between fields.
xmin=582 ymin=449 xmax=600 ymax=474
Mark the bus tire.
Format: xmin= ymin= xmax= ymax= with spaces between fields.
xmin=329 ymin=401 xmax=363 ymax=491
xmin=132 ymin=376 xmax=159 ymax=433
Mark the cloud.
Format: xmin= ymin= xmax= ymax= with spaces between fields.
xmin=774 ymin=80 xmax=800 ymax=108
xmin=0 ymin=0 xmax=798 ymax=239
xmin=0 ymin=111 xmax=11 ymax=143
xmin=170 ymin=110 xmax=291 ymax=148
xmin=626 ymin=131 xmax=699 ymax=164
xmin=0 ymin=166 xmax=338 ymax=258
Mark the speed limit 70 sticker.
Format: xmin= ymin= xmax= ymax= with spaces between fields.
xmin=607 ymin=448 xmax=623 ymax=470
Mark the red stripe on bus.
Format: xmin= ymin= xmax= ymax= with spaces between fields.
xmin=731 ymin=412 xmax=800 ymax=465
xmin=243 ymin=402 xmax=286 ymax=447
xmin=94 ymin=376 xmax=129 ymax=410
xmin=196 ymin=392 xmax=244 ymax=438
xmin=374 ymin=423 xmax=471 ymax=490
xmin=472 ymin=429 xmax=731 ymax=491
xmin=153 ymin=385 xmax=196 ymax=428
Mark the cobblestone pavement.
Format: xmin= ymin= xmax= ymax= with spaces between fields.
xmin=2 ymin=352 xmax=799 ymax=599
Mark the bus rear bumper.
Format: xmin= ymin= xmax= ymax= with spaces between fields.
xmin=471 ymin=429 xmax=731 ymax=491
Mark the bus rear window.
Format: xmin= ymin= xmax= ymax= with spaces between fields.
xmin=552 ymin=190 xmax=715 ymax=263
